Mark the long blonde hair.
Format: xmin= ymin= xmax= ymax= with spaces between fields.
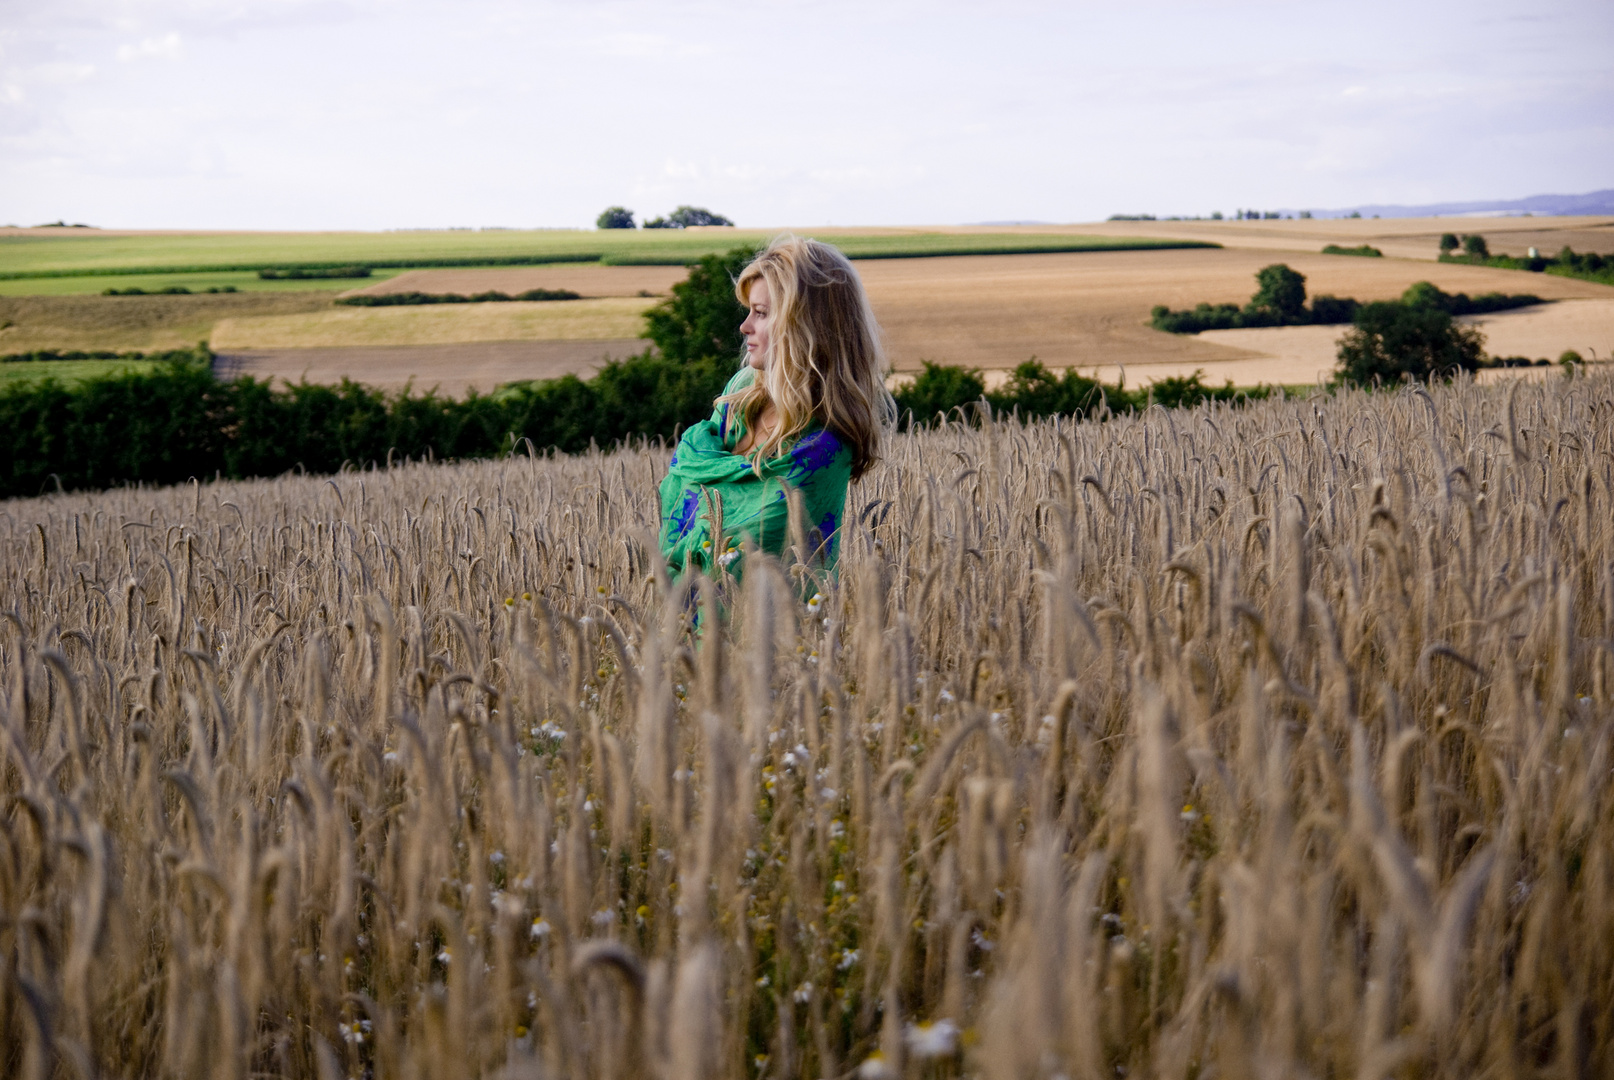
xmin=725 ymin=235 xmax=895 ymax=480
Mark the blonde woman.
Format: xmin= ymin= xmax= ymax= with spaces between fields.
xmin=659 ymin=236 xmax=894 ymax=579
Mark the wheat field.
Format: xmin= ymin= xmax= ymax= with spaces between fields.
xmin=1 ymin=372 xmax=1611 ymax=1079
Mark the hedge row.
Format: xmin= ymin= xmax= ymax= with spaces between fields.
xmin=0 ymin=350 xmax=1274 ymax=500
xmin=0 ymin=347 xmax=742 ymax=499
xmin=892 ymin=358 xmax=1267 ymax=428
xmin=258 ymin=266 xmax=371 ymax=280
xmin=336 ymin=288 xmax=581 ymax=307
xmin=1439 ymin=246 xmax=1614 ymax=286
xmin=1153 ymin=264 xmax=1540 ymax=334
xmin=2 ymin=347 xmax=211 ymax=365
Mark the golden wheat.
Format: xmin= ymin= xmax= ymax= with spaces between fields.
xmin=1 ymin=371 xmax=1611 ymax=1079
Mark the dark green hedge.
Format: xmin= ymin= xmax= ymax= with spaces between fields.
xmin=336 ymin=288 xmax=581 ymax=306
xmin=892 ymin=358 xmax=1268 ymax=428
xmin=0 ymin=346 xmax=735 ymax=499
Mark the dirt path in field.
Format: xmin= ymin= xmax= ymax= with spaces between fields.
xmin=213 ymin=339 xmax=646 ymax=395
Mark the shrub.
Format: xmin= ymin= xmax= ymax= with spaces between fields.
xmin=103 ymin=286 xmax=192 ymax=295
xmin=986 ymin=358 xmax=1111 ymax=419
xmin=1439 ymin=233 xmax=1460 ymax=253
xmin=1400 ymin=280 xmax=1540 ymax=316
xmin=1321 ymin=243 xmax=1382 ymax=257
xmin=1335 ymin=301 xmax=1484 ymax=386
xmin=1309 ymin=295 xmax=1360 ymax=324
xmin=1151 ymin=302 xmax=1243 ymax=333
xmin=596 ymin=206 xmax=636 ymax=229
xmin=892 ymin=361 xmax=988 ymax=425
xmin=1462 ymin=234 xmax=1490 ymax=258
xmin=643 ymin=246 xmax=758 ymax=363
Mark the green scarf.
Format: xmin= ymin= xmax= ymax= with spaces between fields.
xmin=659 ymin=368 xmax=852 ymax=581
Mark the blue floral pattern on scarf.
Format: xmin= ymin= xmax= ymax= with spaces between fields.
xmin=669 ymin=489 xmax=700 ymax=540
xmin=788 ymin=428 xmax=844 ymax=482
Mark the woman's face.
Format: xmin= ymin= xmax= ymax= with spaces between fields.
xmin=740 ymin=277 xmax=771 ymax=370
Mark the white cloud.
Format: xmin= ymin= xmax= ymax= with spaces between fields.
xmin=116 ymin=32 xmax=182 ymax=62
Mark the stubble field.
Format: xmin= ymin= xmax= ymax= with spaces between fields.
xmin=2 ymin=371 xmax=1611 ymax=1078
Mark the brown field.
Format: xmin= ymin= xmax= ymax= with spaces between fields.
xmin=1085 ymin=297 xmax=1614 ymax=387
xmin=208 ymin=297 xmax=655 ymax=351
xmin=11 ymin=217 xmax=1614 ymax=391
xmin=859 ymin=246 xmax=1613 ymax=373
xmin=3 ymin=372 xmax=1612 ymax=1077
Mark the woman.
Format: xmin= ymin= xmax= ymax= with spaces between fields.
xmin=658 ymin=235 xmax=894 ymax=581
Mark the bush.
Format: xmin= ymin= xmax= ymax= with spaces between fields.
xmin=1400 ymin=280 xmax=1540 ymax=316
xmin=986 ymin=359 xmax=1112 ymax=419
xmin=643 ymin=246 xmax=757 ymax=363
xmin=892 ymin=361 xmax=988 ymax=425
xmin=1439 ymin=233 xmax=1460 ymax=253
xmin=103 ymin=286 xmax=192 ymax=295
xmin=1 ymin=347 xmax=204 ymax=365
xmin=892 ymin=359 xmax=1270 ymax=429
xmin=596 ymin=206 xmax=636 ymax=229
xmin=1309 ymin=295 xmax=1360 ymax=324
xmin=1321 ymin=243 xmax=1382 ymax=257
xmin=1462 ymin=234 xmax=1490 ymax=258
xmin=1335 ymin=301 xmax=1484 ymax=386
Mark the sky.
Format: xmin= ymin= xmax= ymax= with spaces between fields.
xmin=1 ymin=0 xmax=1610 ymax=230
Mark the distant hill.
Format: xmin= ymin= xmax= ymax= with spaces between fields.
xmin=1313 ymin=189 xmax=1614 ymax=219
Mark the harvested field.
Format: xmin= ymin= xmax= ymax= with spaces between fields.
xmin=347 ymin=264 xmax=688 ymax=299
xmin=1134 ymin=297 xmax=1614 ymax=388
xmin=209 ymin=297 xmax=654 ymax=350
xmin=858 ymin=247 xmax=1612 ymax=373
xmin=213 ymin=339 xmax=645 ymax=394
xmin=972 ymin=215 xmax=1614 ymax=262
xmin=2 ymin=372 xmax=1612 ymax=1078
xmin=0 ymin=291 xmax=337 ymax=353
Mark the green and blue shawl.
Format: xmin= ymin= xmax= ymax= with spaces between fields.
xmin=658 ymin=368 xmax=852 ymax=580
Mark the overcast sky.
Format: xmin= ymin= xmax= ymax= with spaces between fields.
xmin=1 ymin=0 xmax=1610 ymax=230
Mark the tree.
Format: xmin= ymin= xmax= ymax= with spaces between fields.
xmin=1439 ymin=232 xmax=1459 ymax=254
xmin=596 ymin=206 xmax=635 ymax=229
xmin=667 ymin=205 xmax=734 ymax=228
xmin=1248 ymin=263 xmax=1308 ymax=320
xmin=642 ymin=246 xmax=758 ymax=363
xmin=1335 ymin=301 xmax=1484 ymax=386
xmin=1462 ymin=234 xmax=1489 ymax=258
xmin=642 ymin=206 xmax=735 ymax=229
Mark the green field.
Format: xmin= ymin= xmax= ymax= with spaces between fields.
xmin=0 ymin=229 xmax=1217 ymax=282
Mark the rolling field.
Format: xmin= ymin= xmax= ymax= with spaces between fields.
xmin=2 ymin=372 xmax=1611 ymax=1077
xmin=9 ymin=218 xmax=1614 ymax=392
